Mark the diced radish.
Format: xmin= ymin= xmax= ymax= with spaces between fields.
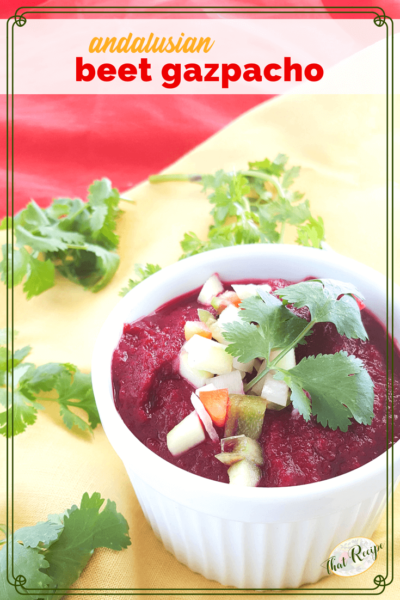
xmin=354 ymin=296 xmax=366 ymax=310
xmin=199 ymin=388 xmax=229 ymax=427
xmin=250 ymin=359 xmax=268 ymax=395
xmin=250 ymin=349 xmax=295 ymax=397
xmin=218 ymin=304 xmax=241 ymax=327
xmin=167 ymin=411 xmax=206 ymax=456
xmin=221 ymin=435 xmax=264 ymax=465
xmin=185 ymin=335 xmax=233 ymax=375
xmin=179 ymin=351 xmax=213 ymax=388
xmin=258 ymin=283 xmax=273 ymax=293
xmin=221 ymin=291 xmax=241 ymax=307
xmin=213 ymin=305 xmax=242 ymax=344
xmin=211 ymin=291 xmax=241 ymax=314
xmin=232 ymin=284 xmax=259 ymax=300
xmin=239 ymin=371 xmax=246 ymax=380
xmin=197 ymin=309 xmax=216 ymax=326
xmin=233 ymin=356 xmax=255 ymax=373
xmin=196 ymin=383 xmax=216 ymax=394
xmin=261 ymin=371 xmax=290 ymax=407
xmin=184 ymin=321 xmax=212 ymax=341
xmin=232 ymin=283 xmax=272 ymax=300
xmin=191 ymin=393 xmax=219 ymax=442
xmin=228 ymin=459 xmax=261 ymax=487
xmin=205 ymin=371 xmax=244 ymax=395
xmin=198 ymin=274 xmax=223 ymax=305
xmin=256 ymin=349 xmax=295 ymax=406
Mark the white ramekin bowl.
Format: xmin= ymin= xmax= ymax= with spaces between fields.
xmin=92 ymin=245 xmax=400 ymax=589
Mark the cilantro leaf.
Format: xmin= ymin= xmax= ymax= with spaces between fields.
xmin=0 ymin=245 xmax=29 ymax=286
xmin=119 ymin=263 xmax=162 ymax=297
xmin=23 ymin=255 xmax=55 ymax=299
xmin=0 ymin=492 xmax=130 ymax=599
xmin=150 ymin=155 xmax=325 ymax=259
xmin=0 ymin=540 xmax=53 ymax=600
xmin=0 ymin=344 xmax=31 ymax=372
xmin=86 ymin=178 xmax=122 ymax=248
xmin=0 ymin=329 xmax=18 ymax=346
xmin=0 ymin=363 xmax=44 ymax=437
xmin=0 ymin=178 xmax=125 ymax=298
xmin=223 ymin=291 xmax=309 ymax=364
xmin=296 ymin=216 xmax=325 ymax=248
xmin=248 ymin=154 xmax=288 ymax=177
xmin=22 ymin=363 xmax=100 ymax=434
xmin=15 ymin=225 xmax=67 ymax=253
xmin=275 ymin=352 xmax=375 ymax=431
xmin=14 ymin=520 xmax=63 ymax=550
xmin=0 ymin=336 xmax=100 ymax=437
xmin=45 ymin=492 xmax=131 ymax=592
xmin=275 ymin=279 xmax=368 ymax=340
xmin=53 ymin=370 xmax=100 ymax=432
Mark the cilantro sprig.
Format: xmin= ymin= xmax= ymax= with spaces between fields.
xmin=119 ymin=263 xmax=161 ymax=297
xmin=149 ymin=154 xmax=325 ymax=259
xmin=0 ymin=329 xmax=100 ymax=437
xmin=223 ymin=281 xmax=374 ymax=432
xmin=0 ymin=179 xmax=131 ymax=299
xmin=0 ymin=492 xmax=131 ymax=599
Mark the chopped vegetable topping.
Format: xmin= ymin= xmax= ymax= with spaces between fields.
xmin=165 ymin=275 xmax=375 ymax=488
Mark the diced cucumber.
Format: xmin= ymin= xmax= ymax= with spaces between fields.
xmin=198 ymin=274 xmax=223 ymax=305
xmin=179 ymin=352 xmax=213 ymax=388
xmin=215 ymin=452 xmax=243 ymax=466
xmin=270 ymin=348 xmax=296 ymax=371
xmin=197 ymin=309 xmax=216 ymax=326
xmin=228 ymin=459 xmax=261 ymax=487
xmin=209 ymin=321 xmax=226 ymax=344
xmin=186 ymin=335 xmax=233 ymax=375
xmin=220 ymin=435 xmax=264 ymax=465
xmin=167 ymin=411 xmax=205 ymax=456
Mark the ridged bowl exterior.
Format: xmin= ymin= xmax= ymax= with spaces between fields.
xmin=129 ymin=469 xmax=390 ymax=589
xmin=92 ymin=245 xmax=400 ymax=590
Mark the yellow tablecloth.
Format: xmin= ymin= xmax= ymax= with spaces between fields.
xmin=1 ymin=93 xmax=399 ymax=599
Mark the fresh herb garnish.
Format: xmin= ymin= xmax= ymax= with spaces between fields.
xmin=119 ymin=263 xmax=161 ymax=297
xmin=0 ymin=492 xmax=131 ymax=599
xmin=0 ymin=330 xmax=99 ymax=436
xmin=223 ymin=281 xmax=374 ymax=432
xmin=0 ymin=179 xmax=131 ymax=299
xmin=149 ymin=154 xmax=325 ymax=259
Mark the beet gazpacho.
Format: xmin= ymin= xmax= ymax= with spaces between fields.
xmin=112 ymin=274 xmax=399 ymax=487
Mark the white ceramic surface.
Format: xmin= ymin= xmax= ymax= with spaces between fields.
xmin=92 ymin=245 xmax=400 ymax=589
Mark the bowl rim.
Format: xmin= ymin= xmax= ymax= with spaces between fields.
xmin=92 ymin=244 xmax=400 ymax=503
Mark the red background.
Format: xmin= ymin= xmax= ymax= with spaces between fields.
xmin=1 ymin=1 xmax=398 ymax=216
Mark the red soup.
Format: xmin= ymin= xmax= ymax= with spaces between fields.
xmin=112 ymin=278 xmax=400 ymax=487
